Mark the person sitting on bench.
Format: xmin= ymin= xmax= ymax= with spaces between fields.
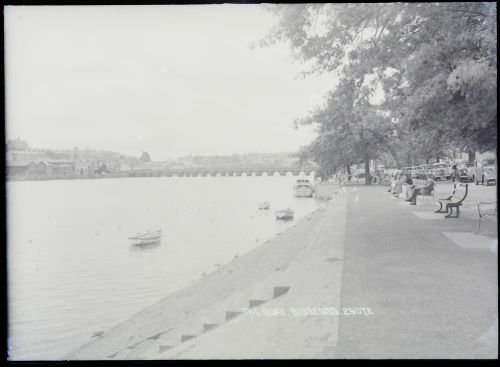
xmin=407 ymin=177 xmax=435 ymax=205
xmin=387 ymin=173 xmax=397 ymax=192
xmin=405 ymin=174 xmax=415 ymax=200
xmin=392 ymin=172 xmax=404 ymax=196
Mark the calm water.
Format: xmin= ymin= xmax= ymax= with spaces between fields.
xmin=7 ymin=175 xmax=319 ymax=360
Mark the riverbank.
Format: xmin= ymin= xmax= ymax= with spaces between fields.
xmin=65 ymin=186 xmax=346 ymax=359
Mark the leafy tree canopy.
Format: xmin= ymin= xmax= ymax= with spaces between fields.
xmin=263 ymin=2 xmax=497 ymax=179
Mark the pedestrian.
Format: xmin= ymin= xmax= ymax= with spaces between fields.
xmin=450 ymin=164 xmax=459 ymax=182
xmin=407 ymin=177 xmax=435 ymax=205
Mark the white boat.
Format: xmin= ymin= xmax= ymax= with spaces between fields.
xmin=258 ymin=201 xmax=270 ymax=210
xmin=293 ymin=179 xmax=314 ymax=197
xmin=275 ymin=208 xmax=294 ymax=220
xmin=129 ymin=230 xmax=162 ymax=246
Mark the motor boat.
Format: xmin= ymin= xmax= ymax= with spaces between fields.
xmin=293 ymin=179 xmax=314 ymax=197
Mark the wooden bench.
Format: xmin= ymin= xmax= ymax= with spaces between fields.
xmin=434 ymin=183 xmax=468 ymax=218
xmin=477 ymin=201 xmax=497 ymax=233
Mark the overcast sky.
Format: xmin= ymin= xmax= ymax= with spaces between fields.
xmin=5 ymin=5 xmax=336 ymax=160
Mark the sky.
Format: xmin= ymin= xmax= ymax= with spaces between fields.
xmin=5 ymin=5 xmax=336 ymax=160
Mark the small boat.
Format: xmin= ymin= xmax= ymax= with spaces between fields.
xmin=258 ymin=201 xmax=270 ymax=210
xmin=129 ymin=230 xmax=162 ymax=246
xmin=293 ymin=179 xmax=314 ymax=197
xmin=275 ymin=208 xmax=294 ymax=220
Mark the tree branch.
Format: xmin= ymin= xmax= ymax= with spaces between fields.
xmin=373 ymin=10 xmax=393 ymax=48
xmin=449 ymin=8 xmax=487 ymax=18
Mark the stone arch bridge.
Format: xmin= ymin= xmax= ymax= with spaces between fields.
xmin=124 ymin=167 xmax=317 ymax=178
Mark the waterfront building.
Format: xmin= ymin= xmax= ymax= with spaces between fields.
xmin=119 ymin=162 xmax=133 ymax=171
xmin=92 ymin=160 xmax=120 ymax=174
xmin=94 ymin=163 xmax=109 ymax=175
xmin=7 ymin=148 xmax=50 ymax=162
xmin=7 ymin=161 xmax=31 ymax=177
xmin=49 ymin=161 xmax=76 ymax=176
xmin=75 ymin=161 xmax=95 ymax=177
xmin=143 ymin=161 xmax=166 ymax=170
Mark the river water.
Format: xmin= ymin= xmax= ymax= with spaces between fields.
xmin=7 ymin=175 xmax=320 ymax=360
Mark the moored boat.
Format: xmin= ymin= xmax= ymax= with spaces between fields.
xmin=293 ymin=179 xmax=314 ymax=197
xmin=275 ymin=208 xmax=294 ymax=220
xmin=129 ymin=230 xmax=162 ymax=246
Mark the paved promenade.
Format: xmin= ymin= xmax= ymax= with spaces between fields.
xmin=335 ymin=183 xmax=497 ymax=358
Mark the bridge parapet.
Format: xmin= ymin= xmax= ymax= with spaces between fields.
xmin=123 ymin=166 xmax=317 ymax=178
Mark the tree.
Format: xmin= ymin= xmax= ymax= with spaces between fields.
xmin=140 ymin=151 xmax=151 ymax=162
xmin=263 ymin=2 xmax=497 ymax=174
xmin=295 ymin=77 xmax=395 ymax=184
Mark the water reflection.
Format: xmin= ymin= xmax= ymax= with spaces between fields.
xmin=129 ymin=241 xmax=162 ymax=252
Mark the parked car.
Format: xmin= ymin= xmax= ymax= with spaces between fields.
xmin=432 ymin=162 xmax=452 ymax=181
xmin=474 ymin=159 xmax=497 ymax=186
xmin=458 ymin=162 xmax=474 ymax=182
xmin=422 ymin=164 xmax=434 ymax=180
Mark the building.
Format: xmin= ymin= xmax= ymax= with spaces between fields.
xmin=75 ymin=161 xmax=95 ymax=177
xmin=7 ymin=148 xmax=50 ymax=162
xmin=6 ymin=138 xmax=29 ymax=151
xmin=7 ymin=159 xmax=94 ymax=179
xmin=143 ymin=161 xmax=166 ymax=170
xmin=6 ymin=161 xmax=30 ymax=177
xmin=119 ymin=162 xmax=133 ymax=171
xmin=475 ymin=151 xmax=496 ymax=161
xmin=49 ymin=161 xmax=75 ymax=176
xmin=25 ymin=161 xmax=51 ymax=176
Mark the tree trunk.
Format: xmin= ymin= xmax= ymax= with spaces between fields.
xmin=364 ymin=154 xmax=371 ymax=185
xmin=346 ymin=165 xmax=351 ymax=181
xmin=468 ymin=150 xmax=476 ymax=163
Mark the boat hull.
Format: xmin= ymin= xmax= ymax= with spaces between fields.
xmin=294 ymin=187 xmax=314 ymax=197
xmin=275 ymin=210 xmax=294 ymax=220
xmin=129 ymin=230 xmax=162 ymax=246
xmin=131 ymin=238 xmax=161 ymax=246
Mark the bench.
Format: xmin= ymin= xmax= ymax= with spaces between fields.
xmin=477 ymin=201 xmax=497 ymax=233
xmin=434 ymin=183 xmax=468 ymax=218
